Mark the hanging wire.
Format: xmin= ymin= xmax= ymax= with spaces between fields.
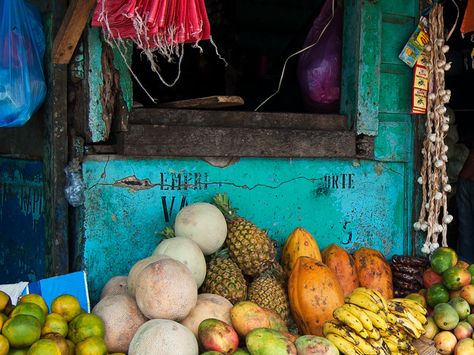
xmin=254 ymin=0 xmax=336 ymax=112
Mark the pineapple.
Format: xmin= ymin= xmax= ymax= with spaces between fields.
xmin=248 ymin=267 xmax=290 ymax=322
xmin=213 ymin=193 xmax=276 ymax=277
xmin=201 ymin=254 xmax=247 ymax=304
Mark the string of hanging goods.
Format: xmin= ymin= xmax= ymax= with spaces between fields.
xmin=91 ymin=0 xmax=218 ymax=89
xmin=415 ymin=2 xmax=454 ymax=255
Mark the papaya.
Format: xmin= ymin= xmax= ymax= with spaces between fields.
xmin=281 ymin=228 xmax=321 ymax=277
xmin=321 ymin=244 xmax=359 ymax=297
xmin=288 ymin=256 xmax=344 ymax=336
xmin=353 ymin=248 xmax=393 ymax=300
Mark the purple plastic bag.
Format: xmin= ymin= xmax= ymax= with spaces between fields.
xmin=297 ymin=0 xmax=343 ymax=112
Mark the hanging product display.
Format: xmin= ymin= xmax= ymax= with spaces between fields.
xmin=91 ymin=0 xmax=216 ymax=89
xmin=414 ymin=3 xmax=454 ymax=254
xmin=92 ymin=0 xmax=210 ymax=56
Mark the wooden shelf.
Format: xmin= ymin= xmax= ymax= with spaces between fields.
xmin=112 ymin=108 xmax=364 ymax=159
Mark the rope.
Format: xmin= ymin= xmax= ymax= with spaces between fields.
xmin=416 ymin=3 xmax=453 ymax=254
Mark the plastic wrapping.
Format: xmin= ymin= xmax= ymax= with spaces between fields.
xmin=0 ymin=0 xmax=46 ymax=127
xmin=65 ymin=163 xmax=86 ymax=207
xmin=297 ymin=0 xmax=343 ymax=113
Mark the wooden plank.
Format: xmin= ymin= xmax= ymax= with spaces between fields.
xmin=85 ymin=144 xmax=118 ymax=155
xmin=52 ymin=0 xmax=96 ymax=64
xmin=44 ymin=2 xmax=69 ymax=277
xmin=158 ymin=96 xmax=245 ymax=109
xmin=131 ymin=108 xmax=348 ymax=131
xmin=356 ymin=1 xmax=382 ymax=136
xmin=118 ymin=125 xmax=356 ymax=157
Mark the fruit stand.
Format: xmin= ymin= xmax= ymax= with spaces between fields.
xmin=3 ymin=0 xmax=474 ymax=354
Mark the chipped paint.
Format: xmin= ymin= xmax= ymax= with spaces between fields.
xmin=87 ymin=28 xmax=106 ymax=143
xmin=112 ymin=42 xmax=133 ymax=112
xmin=81 ymin=157 xmax=407 ymax=301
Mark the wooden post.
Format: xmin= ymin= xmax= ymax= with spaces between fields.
xmin=52 ymin=0 xmax=96 ymax=64
xmin=43 ymin=0 xmax=69 ymax=277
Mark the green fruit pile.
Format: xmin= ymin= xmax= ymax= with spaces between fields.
xmin=418 ymin=247 xmax=474 ymax=354
xmin=0 ymin=291 xmax=110 ymax=355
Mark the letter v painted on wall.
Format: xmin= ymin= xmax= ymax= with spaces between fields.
xmin=161 ymin=196 xmax=188 ymax=223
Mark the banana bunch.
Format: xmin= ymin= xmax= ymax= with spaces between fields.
xmin=324 ymin=287 xmax=427 ymax=355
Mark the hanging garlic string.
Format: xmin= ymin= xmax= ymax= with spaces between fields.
xmin=416 ymin=3 xmax=453 ymax=254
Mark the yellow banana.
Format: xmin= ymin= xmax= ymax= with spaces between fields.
xmin=363 ymin=309 xmax=388 ymax=329
xmin=385 ymin=311 xmax=398 ymax=325
xmin=390 ymin=300 xmax=427 ymax=325
xmin=391 ymin=298 xmax=427 ymax=315
xmin=368 ymin=338 xmax=391 ymax=355
xmin=326 ymin=333 xmax=364 ymax=355
xmin=367 ymin=327 xmax=381 ymax=340
xmin=323 ymin=320 xmax=361 ymax=345
xmin=345 ymin=329 xmax=378 ymax=354
xmin=383 ymin=337 xmax=399 ymax=353
xmin=380 ymin=325 xmax=406 ymax=341
xmin=404 ymin=312 xmax=425 ymax=334
xmin=333 ymin=307 xmax=367 ymax=336
xmin=346 ymin=290 xmax=381 ymax=313
xmin=369 ymin=338 xmax=391 ymax=355
xmin=388 ymin=302 xmax=425 ymax=335
xmin=363 ymin=288 xmax=389 ymax=312
xmin=394 ymin=316 xmax=422 ymax=339
xmin=342 ymin=303 xmax=374 ymax=331
xmin=383 ymin=334 xmax=413 ymax=351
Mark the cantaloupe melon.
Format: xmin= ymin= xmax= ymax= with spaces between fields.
xmin=100 ymin=276 xmax=128 ymax=299
xmin=92 ymin=294 xmax=147 ymax=353
xmin=135 ymin=258 xmax=197 ymax=321
xmin=129 ymin=319 xmax=198 ymax=355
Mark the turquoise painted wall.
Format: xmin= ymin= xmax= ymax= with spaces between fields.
xmin=79 ymin=0 xmax=420 ymax=301
xmin=81 ymin=157 xmax=409 ymax=301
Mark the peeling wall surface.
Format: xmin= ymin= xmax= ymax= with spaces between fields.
xmin=0 ymin=158 xmax=45 ymax=283
xmin=82 ymin=157 xmax=409 ymax=301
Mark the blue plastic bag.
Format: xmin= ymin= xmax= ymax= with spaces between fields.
xmin=0 ymin=0 xmax=46 ymax=127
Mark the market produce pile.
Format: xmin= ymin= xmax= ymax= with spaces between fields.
xmin=3 ymin=194 xmax=474 ymax=354
xmin=0 ymin=292 xmax=110 ymax=354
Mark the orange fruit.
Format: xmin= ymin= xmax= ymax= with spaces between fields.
xmin=66 ymin=339 xmax=75 ymax=355
xmin=0 ymin=292 xmax=11 ymax=314
xmin=74 ymin=336 xmax=107 ymax=355
xmin=0 ymin=312 xmax=7 ymax=324
xmin=51 ymin=295 xmax=81 ymax=322
xmin=41 ymin=313 xmax=68 ymax=337
xmin=27 ymin=339 xmax=61 ymax=355
xmin=0 ymin=334 xmax=9 ymax=355
xmin=2 ymin=315 xmax=41 ymax=348
xmin=67 ymin=314 xmax=105 ymax=344
xmin=10 ymin=304 xmax=45 ymax=326
xmin=41 ymin=333 xmax=69 ymax=354
xmin=18 ymin=295 xmax=48 ymax=316
xmin=6 ymin=348 xmax=28 ymax=355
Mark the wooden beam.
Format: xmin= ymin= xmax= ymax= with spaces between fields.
xmin=158 ymin=96 xmax=245 ymax=109
xmin=131 ymin=108 xmax=349 ymax=131
xmin=118 ymin=125 xmax=356 ymax=158
xmin=44 ymin=1 xmax=69 ymax=277
xmin=52 ymin=0 xmax=96 ymax=64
